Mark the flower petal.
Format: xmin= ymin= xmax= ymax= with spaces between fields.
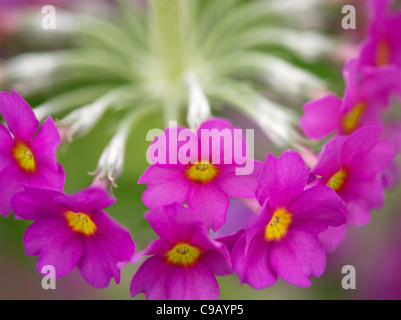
xmin=166 ymin=263 xmax=220 ymax=300
xmin=91 ymin=209 xmax=135 ymax=262
xmin=231 ymin=232 xmax=277 ymax=289
xmin=270 ymin=229 xmax=326 ymax=287
xmin=0 ymin=124 xmax=13 ymax=172
xmin=341 ymin=126 xmax=395 ymax=179
xmin=77 ymin=236 xmax=121 ymax=288
xmin=11 ymin=186 xmax=64 ymax=220
xmin=24 ymin=217 xmax=83 ymax=278
xmin=0 ymin=89 xmax=39 ymax=141
xmin=290 ymin=185 xmax=346 ymax=233
xmin=188 ymin=183 xmax=229 ymax=232
xmin=30 ymin=117 xmax=61 ymax=173
xmin=312 ymin=136 xmax=347 ymax=179
xmin=214 ymin=160 xmax=263 ymax=198
xmin=54 ymin=187 xmax=114 ymax=214
xmin=139 ymin=165 xmax=191 ymax=209
xmin=145 ymin=203 xmax=203 ymax=244
xmin=256 ymin=151 xmax=309 ymax=209
xmin=0 ymin=163 xmax=25 ymax=217
xmin=300 ymin=94 xmax=342 ymax=140
xmin=130 ymin=256 xmax=173 ymax=300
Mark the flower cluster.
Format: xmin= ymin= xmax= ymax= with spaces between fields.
xmin=0 ymin=0 xmax=400 ymax=300
xmin=0 ymin=90 xmax=135 ymax=288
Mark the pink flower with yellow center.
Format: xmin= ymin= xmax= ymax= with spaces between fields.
xmin=130 ymin=203 xmax=232 ymax=300
xmin=300 ymin=59 xmax=400 ymax=140
xmin=359 ymin=0 xmax=401 ymax=68
xmin=312 ymin=126 xmax=394 ymax=226
xmin=139 ymin=117 xmax=263 ymax=231
xmin=11 ymin=186 xmax=135 ymax=288
xmin=0 ymin=90 xmax=65 ymax=216
xmin=231 ymin=151 xmax=346 ymax=288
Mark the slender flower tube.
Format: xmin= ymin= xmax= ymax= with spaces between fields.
xmin=0 ymin=89 xmax=65 ymax=216
xmin=11 ymin=186 xmax=135 ymax=288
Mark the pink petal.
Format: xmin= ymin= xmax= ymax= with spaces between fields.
xmin=30 ymin=117 xmax=61 ymax=173
xmin=270 ymin=229 xmax=326 ymax=287
xmin=0 ymin=124 xmax=13 ymax=172
xmin=77 ymin=235 xmax=121 ymax=288
xmin=256 ymin=151 xmax=309 ymax=209
xmin=166 ymin=263 xmax=220 ymax=300
xmin=300 ymin=94 xmax=343 ymax=140
xmin=139 ymin=165 xmax=191 ymax=209
xmin=11 ymin=186 xmax=64 ymax=220
xmin=130 ymin=256 xmax=173 ymax=300
xmin=231 ymin=232 xmax=277 ymax=289
xmin=188 ymin=183 xmax=229 ymax=232
xmin=0 ymin=89 xmax=39 ymax=141
xmin=214 ymin=160 xmax=263 ymax=198
xmin=91 ymin=209 xmax=135 ymax=262
xmin=24 ymin=217 xmax=83 ymax=278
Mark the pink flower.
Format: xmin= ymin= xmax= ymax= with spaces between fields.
xmin=11 ymin=186 xmax=135 ymax=288
xmin=359 ymin=0 xmax=401 ymax=67
xmin=0 ymin=90 xmax=65 ymax=216
xmin=231 ymin=151 xmax=346 ymax=288
xmin=130 ymin=203 xmax=232 ymax=300
xmin=300 ymin=59 xmax=401 ymax=140
xmin=139 ymin=117 xmax=263 ymax=231
xmin=312 ymin=126 xmax=395 ymax=227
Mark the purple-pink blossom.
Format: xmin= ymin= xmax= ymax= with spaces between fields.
xmin=0 ymin=89 xmax=65 ymax=216
xmin=300 ymin=59 xmax=401 ymax=140
xmin=139 ymin=117 xmax=263 ymax=231
xmin=231 ymin=151 xmax=346 ymax=288
xmin=11 ymin=186 xmax=135 ymax=288
xmin=130 ymin=203 xmax=232 ymax=300
xmin=359 ymin=0 xmax=401 ymax=68
xmin=312 ymin=126 xmax=395 ymax=227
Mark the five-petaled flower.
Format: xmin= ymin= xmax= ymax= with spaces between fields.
xmin=0 ymin=89 xmax=65 ymax=216
xmin=231 ymin=151 xmax=347 ymax=288
xmin=130 ymin=203 xmax=232 ymax=300
xmin=11 ymin=186 xmax=136 ymax=288
xmin=139 ymin=117 xmax=263 ymax=231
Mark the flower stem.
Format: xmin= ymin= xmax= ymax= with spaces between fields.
xmin=150 ymin=0 xmax=189 ymax=79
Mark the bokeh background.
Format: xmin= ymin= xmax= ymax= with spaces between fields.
xmin=0 ymin=0 xmax=400 ymax=300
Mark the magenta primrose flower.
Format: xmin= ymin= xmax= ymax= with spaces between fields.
xmin=139 ymin=117 xmax=263 ymax=231
xmin=0 ymin=89 xmax=65 ymax=216
xmin=300 ymin=58 xmax=401 ymax=140
xmin=312 ymin=126 xmax=395 ymax=227
xmin=130 ymin=203 xmax=232 ymax=300
xmin=11 ymin=186 xmax=135 ymax=288
xmin=231 ymin=151 xmax=346 ymax=288
xmin=360 ymin=0 xmax=401 ymax=68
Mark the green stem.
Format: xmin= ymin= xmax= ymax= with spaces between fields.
xmin=150 ymin=0 xmax=189 ymax=79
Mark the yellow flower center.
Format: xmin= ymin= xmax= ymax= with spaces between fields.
xmin=65 ymin=211 xmax=97 ymax=236
xmin=185 ymin=162 xmax=218 ymax=183
xmin=166 ymin=242 xmax=201 ymax=267
xmin=265 ymin=208 xmax=292 ymax=241
xmin=12 ymin=142 xmax=36 ymax=173
xmin=327 ymin=169 xmax=348 ymax=192
xmin=342 ymin=102 xmax=366 ymax=135
xmin=376 ymin=40 xmax=390 ymax=66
